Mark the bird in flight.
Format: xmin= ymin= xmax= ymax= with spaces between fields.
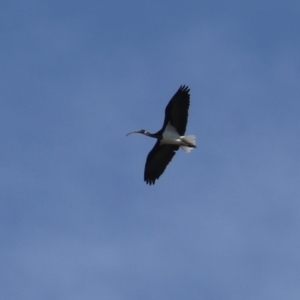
xmin=127 ymin=85 xmax=196 ymax=185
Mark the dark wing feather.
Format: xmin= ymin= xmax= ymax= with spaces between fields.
xmin=163 ymin=85 xmax=190 ymax=136
xmin=144 ymin=141 xmax=179 ymax=185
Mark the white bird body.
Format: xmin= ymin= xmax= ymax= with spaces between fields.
xmin=161 ymin=123 xmax=196 ymax=153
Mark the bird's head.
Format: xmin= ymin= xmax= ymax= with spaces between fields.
xmin=126 ymin=129 xmax=149 ymax=137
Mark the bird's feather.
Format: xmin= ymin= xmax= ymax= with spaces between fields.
xmin=163 ymin=85 xmax=190 ymax=136
xmin=144 ymin=142 xmax=179 ymax=185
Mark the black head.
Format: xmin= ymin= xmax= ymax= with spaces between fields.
xmin=126 ymin=129 xmax=149 ymax=136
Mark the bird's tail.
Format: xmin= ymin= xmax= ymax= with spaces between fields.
xmin=180 ymin=135 xmax=196 ymax=153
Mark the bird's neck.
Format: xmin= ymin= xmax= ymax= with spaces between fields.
xmin=146 ymin=132 xmax=159 ymax=139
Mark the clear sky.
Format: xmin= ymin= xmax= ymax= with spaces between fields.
xmin=1 ymin=1 xmax=300 ymax=299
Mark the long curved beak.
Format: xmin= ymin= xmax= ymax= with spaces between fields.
xmin=126 ymin=130 xmax=142 ymax=136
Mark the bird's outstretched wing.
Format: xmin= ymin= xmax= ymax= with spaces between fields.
xmin=163 ymin=85 xmax=190 ymax=136
xmin=144 ymin=141 xmax=179 ymax=185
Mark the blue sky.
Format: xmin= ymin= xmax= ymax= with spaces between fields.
xmin=1 ymin=1 xmax=300 ymax=299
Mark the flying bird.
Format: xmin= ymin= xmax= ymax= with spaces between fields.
xmin=127 ymin=85 xmax=196 ymax=185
